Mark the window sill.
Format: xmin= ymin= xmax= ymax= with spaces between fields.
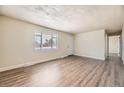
xmin=34 ymin=48 xmax=58 ymax=52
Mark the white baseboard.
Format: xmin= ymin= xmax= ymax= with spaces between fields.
xmin=74 ymin=54 xmax=105 ymax=61
xmin=0 ymin=55 xmax=68 ymax=72
xmin=0 ymin=63 xmax=26 ymax=73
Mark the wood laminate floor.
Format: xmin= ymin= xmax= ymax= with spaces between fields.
xmin=0 ymin=55 xmax=124 ymax=87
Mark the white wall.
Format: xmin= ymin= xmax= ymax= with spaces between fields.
xmin=109 ymin=36 xmax=120 ymax=54
xmin=74 ymin=30 xmax=105 ymax=60
xmin=67 ymin=34 xmax=74 ymax=55
xmin=0 ymin=16 xmax=74 ymax=72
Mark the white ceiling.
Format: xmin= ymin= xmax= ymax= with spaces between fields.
xmin=0 ymin=5 xmax=124 ymax=34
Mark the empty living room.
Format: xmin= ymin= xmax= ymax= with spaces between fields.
xmin=0 ymin=5 xmax=124 ymax=88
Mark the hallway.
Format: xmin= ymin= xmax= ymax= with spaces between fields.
xmin=104 ymin=56 xmax=124 ymax=87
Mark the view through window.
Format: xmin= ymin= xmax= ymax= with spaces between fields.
xmin=35 ymin=32 xmax=58 ymax=50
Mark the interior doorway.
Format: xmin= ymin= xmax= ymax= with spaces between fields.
xmin=108 ymin=35 xmax=120 ymax=57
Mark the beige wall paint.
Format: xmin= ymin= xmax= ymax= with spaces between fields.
xmin=74 ymin=30 xmax=105 ymax=60
xmin=0 ymin=16 xmax=73 ymax=70
xmin=122 ymin=25 xmax=124 ymax=63
xmin=0 ymin=17 xmax=3 ymax=65
xmin=105 ymin=31 xmax=109 ymax=59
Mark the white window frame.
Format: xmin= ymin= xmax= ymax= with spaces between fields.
xmin=34 ymin=32 xmax=58 ymax=51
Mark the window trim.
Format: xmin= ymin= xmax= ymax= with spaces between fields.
xmin=34 ymin=32 xmax=58 ymax=51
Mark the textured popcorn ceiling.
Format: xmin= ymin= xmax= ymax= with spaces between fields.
xmin=0 ymin=5 xmax=124 ymax=34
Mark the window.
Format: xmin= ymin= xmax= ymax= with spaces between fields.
xmin=52 ymin=35 xmax=57 ymax=48
xmin=35 ymin=32 xmax=58 ymax=50
xmin=42 ymin=34 xmax=52 ymax=49
xmin=34 ymin=32 xmax=42 ymax=50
